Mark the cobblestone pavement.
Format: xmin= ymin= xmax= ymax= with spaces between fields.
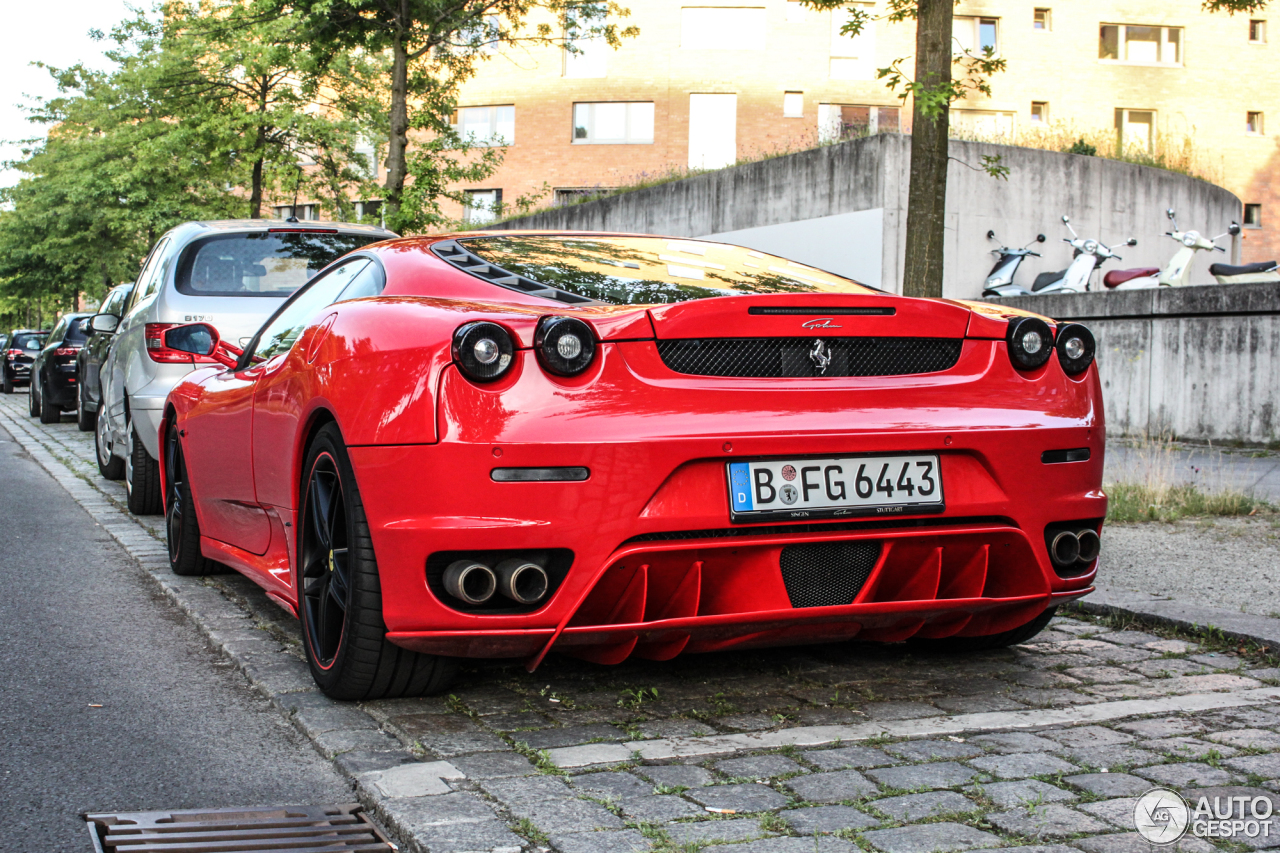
xmin=4 ymin=392 xmax=1280 ymax=853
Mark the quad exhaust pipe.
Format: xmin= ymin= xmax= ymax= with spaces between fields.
xmin=443 ymin=557 xmax=550 ymax=606
xmin=1047 ymin=526 xmax=1102 ymax=574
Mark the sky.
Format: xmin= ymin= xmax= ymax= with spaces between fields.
xmin=0 ymin=0 xmax=140 ymax=187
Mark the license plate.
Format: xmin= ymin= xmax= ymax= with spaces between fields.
xmin=728 ymin=454 xmax=944 ymax=522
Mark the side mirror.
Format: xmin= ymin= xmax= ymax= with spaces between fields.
xmin=986 ymin=230 xmax=997 ymax=241
xmin=1061 ymin=215 xmax=1070 ymax=224
xmin=163 ymin=323 xmax=219 ymax=357
xmin=1166 ymin=208 xmax=1176 ymax=220
xmin=1229 ymin=221 xmax=1241 ymax=236
xmin=1036 ymin=234 xmax=1047 ymax=243
xmin=90 ymin=313 xmax=119 ymax=334
xmin=1127 ymin=238 xmax=1138 ymax=246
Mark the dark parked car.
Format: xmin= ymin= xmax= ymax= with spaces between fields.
xmin=77 ymin=283 xmax=133 ymax=431
xmin=29 ymin=313 xmax=92 ymax=424
xmin=3 ymin=330 xmax=49 ymax=394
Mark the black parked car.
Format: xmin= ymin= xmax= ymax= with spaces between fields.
xmin=3 ymin=330 xmax=49 ymax=394
xmin=29 ymin=313 xmax=92 ymax=424
xmin=76 ymin=283 xmax=133 ymax=431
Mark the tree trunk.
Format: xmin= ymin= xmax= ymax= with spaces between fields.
xmin=901 ymin=0 xmax=953 ymax=299
xmin=249 ymin=151 xmax=265 ymax=219
xmin=248 ymin=77 xmax=269 ymax=219
xmin=384 ymin=10 xmax=410 ymax=222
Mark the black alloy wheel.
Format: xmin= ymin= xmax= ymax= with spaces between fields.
xmin=164 ymin=424 xmax=219 ymax=576
xmin=95 ymin=407 xmax=124 ymax=480
xmin=298 ymin=423 xmax=456 ymax=700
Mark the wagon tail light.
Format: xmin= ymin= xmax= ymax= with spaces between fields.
xmin=145 ymin=323 xmax=218 ymax=364
xmin=5 ymin=349 xmax=18 ymax=361
xmin=55 ymin=347 xmax=79 ymax=357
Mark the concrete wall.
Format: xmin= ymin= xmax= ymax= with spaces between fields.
xmin=493 ymin=133 xmax=1244 ymax=301
xmin=992 ymin=283 xmax=1280 ymax=444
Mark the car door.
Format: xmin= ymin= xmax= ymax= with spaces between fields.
xmin=184 ymin=259 xmax=370 ymax=557
xmin=84 ymin=286 xmax=130 ymax=406
xmin=104 ymin=239 xmax=170 ymax=445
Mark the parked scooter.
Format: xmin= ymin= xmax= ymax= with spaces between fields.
xmin=981 ymin=231 xmax=1047 ymax=297
xmin=1211 ymin=258 xmax=1280 ymax=284
xmin=1104 ymin=209 xmax=1240 ymax=290
xmin=1004 ymin=216 xmax=1135 ymax=295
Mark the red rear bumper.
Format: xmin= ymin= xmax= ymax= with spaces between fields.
xmin=350 ymin=339 xmax=1104 ymax=662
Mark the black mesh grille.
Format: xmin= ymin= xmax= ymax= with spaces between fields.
xmin=780 ymin=541 xmax=882 ymax=608
xmin=656 ymin=338 xmax=963 ymax=377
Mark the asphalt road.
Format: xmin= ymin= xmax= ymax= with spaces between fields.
xmin=0 ymin=423 xmax=351 ymax=849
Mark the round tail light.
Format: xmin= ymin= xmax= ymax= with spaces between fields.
xmin=452 ymin=322 xmax=515 ymax=382
xmin=1055 ymin=323 xmax=1096 ymax=375
xmin=535 ymin=316 xmax=596 ymax=376
xmin=1006 ymin=316 xmax=1055 ymax=371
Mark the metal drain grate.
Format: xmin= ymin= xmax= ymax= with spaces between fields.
xmin=779 ymin=540 xmax=882 ymax=608
xmin=86 ymin=803 xmax=394 ymax=852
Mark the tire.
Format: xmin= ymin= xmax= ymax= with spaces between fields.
xmin=164 ymin=424 xmax=221 ymax=576
xmin=38 ymin=380 xmax=60 ymax=424
xmin=125 ymin=419 xmax=163 ymax=515
xmin=28 ymin=379 xmax=40 ymax=418
xmin=77 ymin=385 xmax=96 ymax=432
xmin=95 ymin=407 xmax=125 ymax=480
xmin=298 ymin=423 xmax=456 ymax=700
xmin=1 ymin=371 xmax=11 ymax=394
xmin=910 ymin=606 xmax=1059 ymax=653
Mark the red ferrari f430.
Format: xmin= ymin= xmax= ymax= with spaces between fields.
xmin=160 ymin=233 xmax=1105 ymax=699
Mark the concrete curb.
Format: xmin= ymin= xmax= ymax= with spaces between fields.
xmin=1073 ymin=584 xmax=1280 ymax=653
xmin=0 ymin=407 xmax=527 ymax=853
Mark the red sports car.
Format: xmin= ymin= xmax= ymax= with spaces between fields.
xmin=160 ymin=233 xmax=1105 ymax=699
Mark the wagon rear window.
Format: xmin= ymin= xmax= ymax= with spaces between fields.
xmin=459 ymin=235 xmax=877 ymax=305
xmin=13 ymin=333 xmax=47 ymax=350
xmin=175 ymin=232 xmax=382 ymax=297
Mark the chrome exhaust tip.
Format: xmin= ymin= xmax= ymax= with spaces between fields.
xmin=1076 ymin=529 xmax=1101 ymax=564
xmin=1049 ymin=530 xmax=1081 ymax=568
xmin=443 ymin=559 xmax=497 ymax=605
xmin=495 ymin=558 xmax=549 ymax=605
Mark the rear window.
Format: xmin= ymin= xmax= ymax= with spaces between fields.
xmin=13 ymin=334 xmax=47 ymax=350
xmin=459 ymin=235 xmax=877 ymax=305
xmin=175 ymin=231 xmax=383 ymax=297
xmin=65 ymin=317 xmax=91 ymax=345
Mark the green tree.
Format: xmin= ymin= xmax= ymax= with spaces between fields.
xmin=804 ymin=0 xmax=1267 ymax=299
xmin=263 ymin=0 xmax=636 ymax=232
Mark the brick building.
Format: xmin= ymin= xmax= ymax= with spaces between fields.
xmin=291 ymin=0 xmax=1280 ymax=264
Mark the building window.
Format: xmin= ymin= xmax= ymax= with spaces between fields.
xmin=1115 ymin=108 xmax=1156 ymax=152
xmin=1100 ymin=24 xmax=1183 ymax=65
xmin=553 ymin=187 xmax=614 ymax=206
xmin=951 ymin=109 xmax=1016 ymax=140
xmin=681 ymin=7 xmax=767 ymax=50
xmin=1244 ymin=204 xmax=1263 ymax=228
xmin=818 ymin=104 xmax=899 ymax=142
xmin=463 ymin=189 xmax=502 ymax=225
xmin=273 ymin=205 xmax=294 ymax=220
xmin=353 ymin=138 xmax=379 ymax=179
xmin=565 ymin=4 xmax=608 ymax=77
xmin=783 ymin=92 xmax=804 ymax=118
xmin=955 ymin=16 xmax=999 ymax=55
xmin=453 ymin=105 xmax=515 ymax=146
xmin=1250 ymin=19 xmax=1266 ymax=42
xmin=572 ymin=102 xmax=655 ymax=144
xmin=355 ymin=200 xmax=382 ymax=223
xmin=1030 ymin=101 xmax=1049 ymax=124
xmin=688 ymin=93 xmax=738 ymax=169
xmin=785 ymin=1 xmax=806 ymax=23
xmin=1248 ymin=111 xmax=1265 ymax=134
xmin=830 ymin=4 xmax=875 ymax=79
xmin=1034 ymin=8 xmax=1051 ymax=30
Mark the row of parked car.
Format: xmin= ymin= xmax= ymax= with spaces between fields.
xmin=4 ymin=218 xmax=396 ymax=513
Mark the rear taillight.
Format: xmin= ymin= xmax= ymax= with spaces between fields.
xmin=5 ymin=349 xmax=17 ymax=361
xmin=55 ymin=347 xmax=79 ymax=357
xmin=145 ymin=323 xmax=216 ymax=364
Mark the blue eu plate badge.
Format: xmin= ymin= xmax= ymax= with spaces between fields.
xmin=729 ymin=462 xmax=754 ymax=512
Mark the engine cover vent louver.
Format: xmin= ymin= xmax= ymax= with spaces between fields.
xmin=780 ymin=541 xmax=882 ymax=607
xmin=431 ymin=240 xmax=599 ymax=305
xmin=656 ymin=337 xmax=963 ymax=377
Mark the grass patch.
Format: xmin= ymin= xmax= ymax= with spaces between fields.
xmin=1105 ymin=482 xmax=1267 ymax=523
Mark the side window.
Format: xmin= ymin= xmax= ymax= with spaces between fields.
xmin=104 ymin=287 xmax=129 ymax=316
xmin=126 ymin=238 xmax=170 ymax=315
xmin=334 ymin=261 xmax=386 ymax=303
xmin=48 ymin=317 xmax=68 ymax=344
xmin=251 ymin=259 xmax=371 ymax=362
